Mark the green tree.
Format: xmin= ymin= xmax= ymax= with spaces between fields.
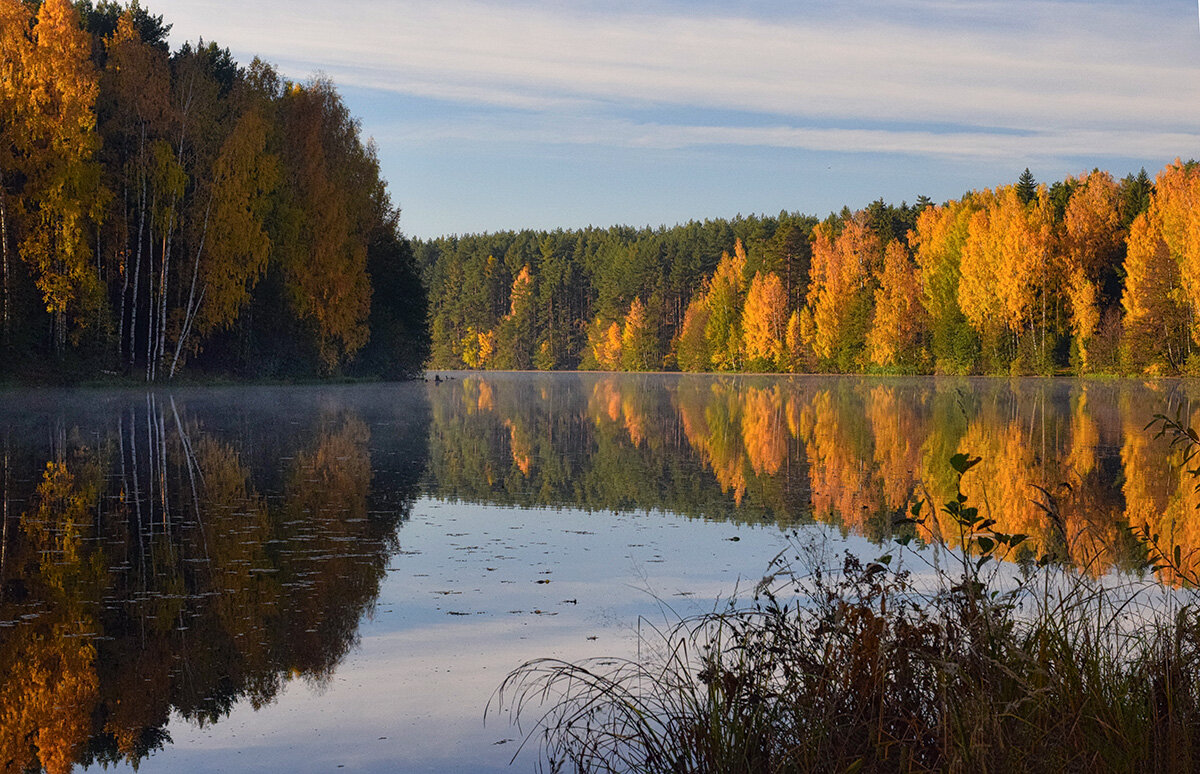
xmin=1016 ymin=167 xmax=1037 ymax=205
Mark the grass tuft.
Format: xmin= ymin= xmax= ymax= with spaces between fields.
xmin=493 ymin=448 xmax=1200 ymax=773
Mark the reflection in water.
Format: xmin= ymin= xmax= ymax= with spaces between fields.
xmin=0 ymin=387 xmax=427 ymax=773
xmin=428 ymin=373 xmax=1199 ymax=577
xmin=4 ymin=374 xmax=1200 ymax=772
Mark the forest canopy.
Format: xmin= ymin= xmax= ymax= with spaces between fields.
xmin=0 ymin=0 xmax=429 ymax=382
xmin=418 ymin=163 xmax=1200 ymax=377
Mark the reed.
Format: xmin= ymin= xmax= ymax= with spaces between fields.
xmin=494 ymin=446 xmax=1200 ymax=773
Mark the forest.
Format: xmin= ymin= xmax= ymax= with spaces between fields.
xmin=0 ymin=0 xmax=428 ymax=382
xmin=420 ymin=163 xmax=1200 ymax=376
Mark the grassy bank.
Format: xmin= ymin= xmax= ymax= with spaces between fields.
xmin=495 ymin=446 xmax=1200 ymax=773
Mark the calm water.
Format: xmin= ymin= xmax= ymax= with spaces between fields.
xmin=1 ymin=373 xmax=1197 ymax=772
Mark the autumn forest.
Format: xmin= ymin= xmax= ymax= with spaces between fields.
xmin=4 ymin=2 xmax=1200 ymax=383
xmin=420 ymin=163 xmax=1200 ymax=377
xmin=0 ymin=0 xmax=428 ymax=383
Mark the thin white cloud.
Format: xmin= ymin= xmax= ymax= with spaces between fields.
xmin=374 ymin=112 xmax=1200 ymax=164
xmin=164 ymin=0 xmax=1200 ymax=162
xmin=171 ymin=1 xmax=1200 ymax=122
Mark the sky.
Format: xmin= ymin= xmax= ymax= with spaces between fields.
xmin=161 ymin=0 xmax=1200 ymax=239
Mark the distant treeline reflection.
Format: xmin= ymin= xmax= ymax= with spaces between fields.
xmin=429 ymin=373 xmax=1197 ymax=578
xmin=0 ymin=387 xmax=427 ymax=773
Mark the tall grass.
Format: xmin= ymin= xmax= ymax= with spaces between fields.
xmin=493 ymin=446 xmax=1200 ymax=773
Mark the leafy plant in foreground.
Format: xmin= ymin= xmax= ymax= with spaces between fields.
xmin=494 ymin=450 xmax=1200 ymax=773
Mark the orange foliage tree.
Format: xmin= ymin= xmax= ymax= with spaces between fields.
xmin=15 ymin=0 xmax=106 ymax=351
xmin=867 ymin=239 xmax=927 ymax=369
xmin=1062 ymin=170 xmax=1123 ymax=371
xmin=742 ymin=271 xmax=789 ymax=370
xmin=802 ymin=213 xmax=880 ymax=371
xmin=1120 ymin=162 xmax=1196 ymax=373
xmin=958 ymin=186 xmax=1054 ymax=371
xmin=909 ymin=197 xmax=979 ymax=373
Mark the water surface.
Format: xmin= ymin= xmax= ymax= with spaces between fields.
xmin=1 ymin=374 xmax=1196 ymax=771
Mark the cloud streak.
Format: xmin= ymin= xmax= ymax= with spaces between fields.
xmin=168 ymin=0 xmax=1200 ymax=147
xmin=159 ymin=0 xmax=1200 ymax=234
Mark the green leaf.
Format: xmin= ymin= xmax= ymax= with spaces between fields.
xmin=949 ymin=453 xmax=982 ymax=474
xmin=977 ymin=537 xmax=995 ymax=554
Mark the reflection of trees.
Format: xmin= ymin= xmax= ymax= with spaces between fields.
xmin=425 ymin=374 xmax=1200 ymax=576
xmin=0 ymin=389 xmax=426 ymax=772
xmin=802 ymin=388 xmax=882 ymax=532
xmin=1122 ymin=387 xmax=1200 ymax=583
xmin=0 ymin=461 xmax=104 ymax=774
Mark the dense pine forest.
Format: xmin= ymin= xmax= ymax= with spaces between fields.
xmin=419 ymin=163 xmax=1200 ymax=376
xmin=0 ymin=0 xmax=428 ymax=382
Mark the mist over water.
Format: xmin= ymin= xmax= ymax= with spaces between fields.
xmin=0 ymin=374 xmax=1194 ymax=771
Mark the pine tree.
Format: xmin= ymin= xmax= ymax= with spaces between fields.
xmin=1016 ymin=168 xmax=1037 ymax=205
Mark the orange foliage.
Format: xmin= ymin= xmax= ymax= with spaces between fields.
xmin=867 ymin=240 xmax=926 ymax=368
xmin=16 ymin=0 xmax=105 ymax=334
xmin=1122 ymin=210 xmax=1185 ymax=373
xmin=591 ymin=320 xmax=623 ymax=371
xmin=959 ymin=186 xmax=1052 ymax=338
xmin=867 ymin=386 xmax=923 ymax=509
xmin=1062 ymin=171 xmax=1122 ymax=368
xmin=505 ymin=419 xmax=533 ymax=476
xmin=741 ymin=386 xmax=786 ymax=476
xmin=801 ymin=389 xmax=879 ymax=531
xmin=742 ymin=272 xmax=789 ymax=369
xmin=804 ymin=215 xmax=879 ymax=364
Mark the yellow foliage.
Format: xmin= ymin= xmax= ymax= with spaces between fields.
xmin=591 ymin=320 xmax=623 ymax=370
xmin=1122 ymin=210 xmax=1185 ymax=372
xmin=741 ymin=386 xmax=786 ymax=475
xmin=742 ymin=271 xmax=789 ymax=369
xmin=675 ymin=294 xmax=711 ymax=372
xmin=1063 ymin=171 xmax=1123 ymax=367
xmin=959 ymin=186 xmax=1052 ymax=337
xmin=704 ymin=242 xmax=748 ymax=371
xmin=804 ymin=214 xmax=879 ymax=365
xmin=867 ymin=240 xmax=925 ymax=368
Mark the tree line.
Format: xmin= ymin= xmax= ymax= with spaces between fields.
xmin=0 ymin=0 xmax=428 ymax=382
xmin=419 ymin=163 xmax=1200 ymax=375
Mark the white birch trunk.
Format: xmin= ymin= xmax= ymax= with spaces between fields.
xmin=130 ymin=175 xmax=146 ymax=371
xmin=170 ymin=197 xmax=212 ymax=379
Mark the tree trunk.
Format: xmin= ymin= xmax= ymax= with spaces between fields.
xmin=171 ymin=198 xmax=211 ymax=379
xmin=129 ymin=167 xmax=146 ymax=371
xmin=156 ymin=210 xmax=175 ymax=382
xmin=146 ymin=192 xmax=156 ymax=381
xmin=0 ymin=168 xmax=9 ymax=351
xmin=1 ymin=434 xmax=8 ymax=587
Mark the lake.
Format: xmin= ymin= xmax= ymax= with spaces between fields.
xmin=1 ymin=373 xmax=1196 ymax=772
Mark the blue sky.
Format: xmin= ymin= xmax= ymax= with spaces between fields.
xmin=163 ymin=0 xmax=1200 ymax=239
